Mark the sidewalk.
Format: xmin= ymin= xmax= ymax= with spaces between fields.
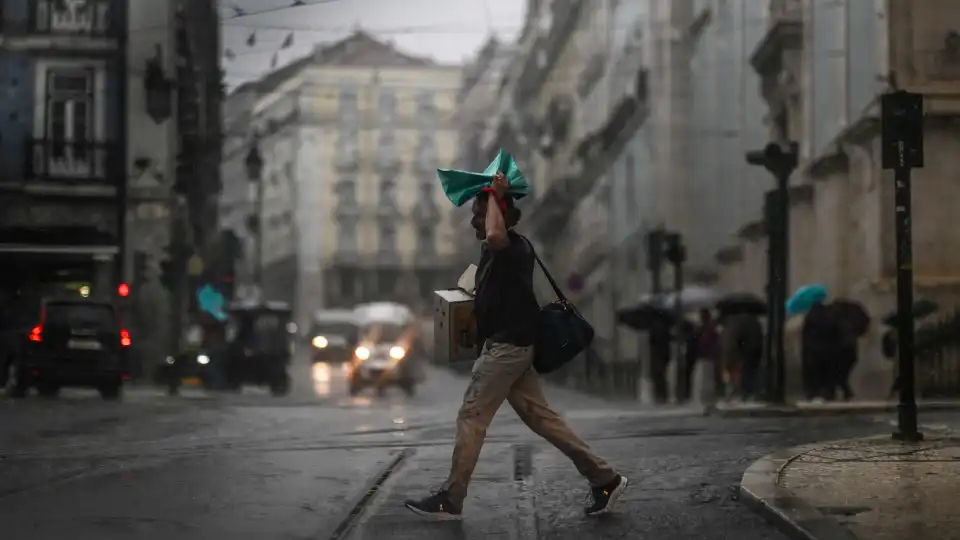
xmin=709 ymin=399 xmax=960 ymax=417
xmin=740 ymin=434 xmax=960 ymax=540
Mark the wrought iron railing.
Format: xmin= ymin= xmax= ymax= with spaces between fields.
xmin=30 ymin=0 xmax=116 ymax=37
xmin=25 ymin=138 xmax=114 ymax=184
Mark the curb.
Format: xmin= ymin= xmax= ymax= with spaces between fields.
xmin=708 ymin=401 xmax=960 ymax=418
xmin=739 ymin=438 xmax=870 ymax=540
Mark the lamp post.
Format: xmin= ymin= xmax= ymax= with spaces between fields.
xmin=881 ymin=90 xmax=924 ymax=442
xmin=244 ymin=140 xmax=264 ymax=296
xmin=745 ymin=141 xmax=798 ymax=404
xmin=144 ymin=45 xmax=173 ymax=124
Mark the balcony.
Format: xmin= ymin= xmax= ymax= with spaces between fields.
xmin=25 ymin=139 xmax=114 ymax=186
xmin=29 ymin=0 xmax=116 ymax=38
xmin=376 ymin=150 xmax=403 ymax=173
xmin=334 ymin=149 xmax=359 ymax=173
xmin=750 ymin=1 xmax=802 ymax=77
xmin=411 ymin=198 xmax=441 ymax=224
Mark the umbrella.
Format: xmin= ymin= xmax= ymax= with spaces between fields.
xmin=436 ymin=148 xmax=530 ymax=207
xmin=828 ymin=298 xmax=870 ymax=337
xmin=785 ymin=283 xmax=828 ymax=316
xmin=881 ymin=298 xmax=939 ymax=327
xmin=716 ymin=292 xmax=767 ymax=317
xmin=662 ymin=286 xmax=720 ymax=312
xmin=616 ymin=301 xmax=676 ymax=331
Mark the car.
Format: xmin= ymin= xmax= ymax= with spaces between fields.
xmin=3 ymin=298 xmax=130 ymax=400
xmin=308 ymin=309 xmax=358 ymax=364
xmin=347 ymin=302 xmax=420 ymax=397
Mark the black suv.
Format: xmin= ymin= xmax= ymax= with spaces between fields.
xmin=3 ymin=299 xmax=130 ymax=400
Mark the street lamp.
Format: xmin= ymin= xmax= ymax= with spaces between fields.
xmin=745 ymin=141 xmax=799 ymax=404
xmin=244 ymin=141 xmax=264 ymax=294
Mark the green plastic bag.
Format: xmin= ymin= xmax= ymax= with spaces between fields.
xmin=436 ymin=149 xmax=530 ymax=207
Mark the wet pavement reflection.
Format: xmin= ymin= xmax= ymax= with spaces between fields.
xmin=0 ymin=349 xmax=901 ymax=539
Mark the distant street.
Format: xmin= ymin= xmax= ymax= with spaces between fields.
xmin=0 ymin=351 xmax=904 ymax=539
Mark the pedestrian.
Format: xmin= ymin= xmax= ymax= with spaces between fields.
xmin=834 ymin=318 xmax=858 ymax=401
xmin=404 ymin=173 xmax=628 ymax=519
xmin=695 ymin=308 xmax=721 ymax=398
xmin=733 ymin=314 xmax=764 ymax=401
xmin=676 ymin=320 xmax=698 ymax=403
xmin=801 ymin=301 xmax=843 ymax=401
xmin=648 ymin=318 xmax=672 ymax=404
xmin=718 ymin=318 xmax=742 ymax=399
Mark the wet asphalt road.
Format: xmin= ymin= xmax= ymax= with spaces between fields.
xmin=0 ymin=353 xmax=904 ymax=540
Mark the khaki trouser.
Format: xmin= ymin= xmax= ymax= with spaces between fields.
xmin=442 ymin=341 xmax=616 ymax=505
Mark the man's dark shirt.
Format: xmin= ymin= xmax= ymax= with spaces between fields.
xmin=474 ymin=231 xmax=539 ymax=347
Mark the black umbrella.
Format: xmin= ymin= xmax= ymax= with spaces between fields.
xmin=882 ymin=299 xmax=939 ymax=327
xmin=829 ymin=298 xmax=870 ymax=337
xmin=716 ymin=292 xmax=767 ymax=317
xmin=616 ymin=301 xmax=676 ymax=331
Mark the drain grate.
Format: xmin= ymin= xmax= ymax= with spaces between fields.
xmin=512 ymin=444 xmax=533 ymax=480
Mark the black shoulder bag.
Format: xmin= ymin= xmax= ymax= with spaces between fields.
xmin=521 ymin=237 xmax=595 ymax=373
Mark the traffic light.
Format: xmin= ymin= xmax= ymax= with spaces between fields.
xmin=159 ymin=257 xmax=176 ymax=291
xmin=663 ymin=232 xmax=686 ymax=266
xmin=117 ymin=283 xmax=130 ymax=297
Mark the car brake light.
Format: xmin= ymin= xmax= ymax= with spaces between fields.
xmin=120 ymin=329 xmax=132 ymax=347
xmin=28 ymin=326 xmax=42 ymax=342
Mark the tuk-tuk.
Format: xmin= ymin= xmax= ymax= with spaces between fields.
xmin=308 ymin=309 xmax=358 ymax=364
xmin=347 ymin=302 xmax=421 ymax=397
xmin=224 ymin=301 xmax=293 ymax=396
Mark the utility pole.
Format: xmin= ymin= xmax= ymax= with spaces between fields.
xmin=245 ymin=139 xmax=264 ymax=299
xmin=115 ymin=0 xmax=129 ymax=288
xmin=746 ymin=141 xmax=798 ymax=403
xmin=881 ymin=89 xmax=924 ymax=442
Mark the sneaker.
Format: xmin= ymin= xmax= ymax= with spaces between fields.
xmin=585 ymin=475 xmax=628 ymax=516
xmin=403 ymin=490 xmax=463 ymax=520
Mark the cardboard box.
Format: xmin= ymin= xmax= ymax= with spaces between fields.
xmin=433 ymin=288 xmax=477 ymax=365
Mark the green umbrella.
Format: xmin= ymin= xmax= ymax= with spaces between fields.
xmin=436 ymin=148 xmax=530 ymax=207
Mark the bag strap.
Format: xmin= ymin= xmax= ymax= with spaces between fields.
xmin=520 ymin=235 xmax=568 ymax=303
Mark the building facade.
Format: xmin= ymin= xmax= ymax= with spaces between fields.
xmin=0 ymin=0 xmax=221 ymax=362
xmin=0 ymin=0 xmax=127 ymax=299
xmin=222 ymin=31 xmax=461 ymax=325
xmin=718 ymin=0 xmax=960 ymax=399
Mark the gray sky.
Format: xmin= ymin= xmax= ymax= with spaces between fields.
xmin=221 ymin=0 xmax=526 ymax=88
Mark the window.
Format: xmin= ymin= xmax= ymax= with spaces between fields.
xmin=379 ymin=224 xmax=396 ymax=251
xmin=378 ymin=89 xmax=396 ymax=122
xmin=337 ymin=221 xmax=357 ymax=251
xmin=415 ymin=90 xmax=436 ymax=123
xmin=338 ymin=129 xmax=359 ymax=159
xmin=379 ymin=177 xmax=396 ymax=205
xmin=336 ymin=179 xmax=357 ymax=206
xmin=340 ymin=88 xmax=358 ymax=123
xmin=419 ymin=182 xmax=434 ymax=200
xmin=417 ymin=226 xmax=435 ymax=252
xmin=47 ymin=69 xmax=94 ymax=160
xmin=377 ymin=132 xmax=396 ymax=164
xmin=416 ymin=135 xmax=436 ymax=168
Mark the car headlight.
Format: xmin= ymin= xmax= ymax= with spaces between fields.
xmin=355 ymin=346 xmax=370 ymax=360
xmin=389 ymin=346 xmax=405 ymax=360
xmin=197 ymin=354 xmax=210 ymax=365
xmin=312 ymin=336 xmax=328 ymax=348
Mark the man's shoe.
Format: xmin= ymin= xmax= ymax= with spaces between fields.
xmin=404 ymin=490 xmax=463 ymax=520
xmin=585 ymin=475 xmax=628 ymax=516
